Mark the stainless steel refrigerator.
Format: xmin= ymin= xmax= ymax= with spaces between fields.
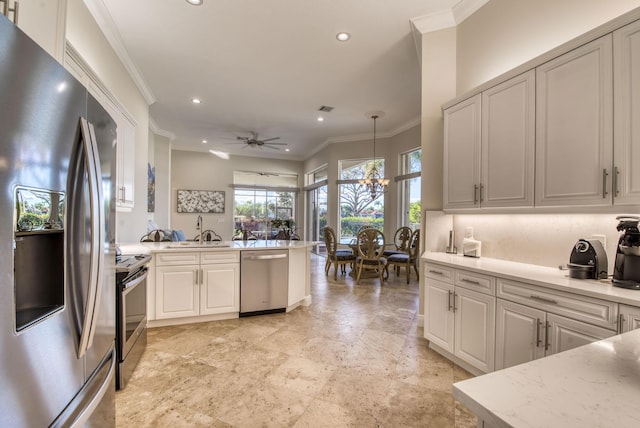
xmin=0 ymin=15 xmax=116 ymax=427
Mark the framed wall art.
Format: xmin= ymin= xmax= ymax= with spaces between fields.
xmin=177 ymin=189 xmax=225 ymax=213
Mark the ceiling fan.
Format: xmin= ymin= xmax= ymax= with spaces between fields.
xmin=226 ymin=132 xmax=286 ymax=150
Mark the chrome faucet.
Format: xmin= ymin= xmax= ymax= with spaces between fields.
xmin=196 ymin=215 xmax=203 ymax=244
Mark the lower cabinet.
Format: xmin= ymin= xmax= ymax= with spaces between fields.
xmin=155 ymin=251 xmax=239 ymax=320
xmin=495 ymin=299 xmax=614 ymax=370
xmin=424 ymin=264 xmax=496 ymax=373
xmin=619 ymin=304 xmax=640 ymax=332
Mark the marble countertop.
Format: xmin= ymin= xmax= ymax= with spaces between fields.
xmin=119 ymin=240 xmax=317 ymax=255
xmin=452 ymin=328 xmax=640 ymax=427
xmin=422 ymin=251 xmax=640 ymax=306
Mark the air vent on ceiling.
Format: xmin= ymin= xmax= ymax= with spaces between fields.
xmin=318 ymin=105 xmax=334 ymax=112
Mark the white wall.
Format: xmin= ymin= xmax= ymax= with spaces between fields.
xmin=456 ymin=0 xmax=640 ymax=94
xmin=171 ymin=150 xmax=304 ymax=241
xmin=152 ymin=133 xmax=172 ymax=228
xmin=66 ymin=0 xmax=150 ymax=243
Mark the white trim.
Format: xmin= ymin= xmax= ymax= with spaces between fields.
xmin=149 ymin=117 xmax=176 ymax=140
xmin=65 ymin=41 xmax=137 ymax=126
xmin=452 ymin=0 xmax=490 ymax=24
xmin=410 ymin=0 xmax=489 ymax=35
xmin=82 ymin=0 xmax=156 ymax=105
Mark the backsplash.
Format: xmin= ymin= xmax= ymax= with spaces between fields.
xmin=426 ymin=211 xmax=635 ymax=273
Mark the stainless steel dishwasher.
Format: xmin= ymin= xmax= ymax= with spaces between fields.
xmin=240 ymin=250 xmax=289 ymax=316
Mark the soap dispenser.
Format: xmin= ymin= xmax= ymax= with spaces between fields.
xmin=462 ymin=227 xmax=482 ymax=258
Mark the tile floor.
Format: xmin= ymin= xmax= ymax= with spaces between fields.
xmin=116 ymin=254 xmax=477 ymax=427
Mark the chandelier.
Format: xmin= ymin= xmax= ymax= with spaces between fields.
xmin=359 ymin=113 xmax=390 ymax=198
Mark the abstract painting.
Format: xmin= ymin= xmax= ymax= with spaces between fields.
xmin=177 ymin=189 xmax=225 ymax=213
xmin=147 ymin=163 xmax=155 ymax=213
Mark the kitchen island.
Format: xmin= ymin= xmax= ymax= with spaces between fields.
xmin=453 ymin=328 xmax=640 ymax=428
xmin=119 ymin=240 xmax=316 ymax=327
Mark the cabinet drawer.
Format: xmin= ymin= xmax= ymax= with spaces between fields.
xmin=201 ymin=251 xmax=239 ymax=264
xmin=455 ymin=270 xmax=495 ymax=295
xmin=425 ymin=264 xmax=454 ymax=283
xmin=155 ymin=252 xmax=200 ymax=266
xmin=497 ymin=278 xmax=618 ymax=330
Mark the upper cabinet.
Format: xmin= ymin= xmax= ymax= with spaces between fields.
xmin=443 ymin=95 xmax=481 ymax=209
xmin=443 ymin=10 xmax=640 ymax=213
xmin=443 ymin=71 xmax=535 ymax=211
xmin=535 ymin=35 xmax=613 ymax=207
xmin=3 ymin=0 xmax=68 ymax=62
xmin=64 ymin=45 xmax=136 ymax=211
xmin=482 ymin=70 xmax=535 ymax=208
xmin=613 ymin=19 xmax=640 ymax=205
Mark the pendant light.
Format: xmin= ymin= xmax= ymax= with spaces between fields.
xmin=358 ymin=112 xmax=390 ymax=198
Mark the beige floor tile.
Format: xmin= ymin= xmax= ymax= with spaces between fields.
xmin=116 ymin=253 xmax=478 ymax=428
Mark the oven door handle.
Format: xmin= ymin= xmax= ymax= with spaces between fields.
xmin=122 ymin=269 xmax=149 ymax=295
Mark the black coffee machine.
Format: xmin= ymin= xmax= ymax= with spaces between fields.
xmin=613 ymin=216 xmax=640 ymax=290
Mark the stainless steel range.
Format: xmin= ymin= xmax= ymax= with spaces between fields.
xmin=115 ymin=253 xmax=151 ymax=389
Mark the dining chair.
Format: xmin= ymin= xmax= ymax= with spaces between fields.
xmin=323 ymin=226 xmax=355 ymax=279
xmin=383 ymin=226 xmax=412 ymax=258
xmin=384 ymin=229 xmax=420 ymax=284
xmin=195 ymin=230 xmax=222 ymax=242
xmin=354 ymin=228 xmax=387 ymax=285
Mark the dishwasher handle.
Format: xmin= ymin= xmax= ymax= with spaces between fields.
xmin=243 ymin=254 xmax=288 ymax=261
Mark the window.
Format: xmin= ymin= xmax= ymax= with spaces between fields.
xmin=232 ymin=171 xmax=298 ymax=239
xmin=337 ymin=159 xmax=385 ymax=243
xmin=305 ymin=167 xmax=328 ymax=252
xmin=397 ymin=148 xmax=421 ymax=229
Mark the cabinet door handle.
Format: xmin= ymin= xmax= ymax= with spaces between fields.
xmin=529 ymin=295 xmax=558 ymax=305
xmin=618 ymin=313 xmax=625 ymax=334
xmin=428 ymin=269 xmax=444 ymax=275
xmin=447 ymin=290 xmax=453 ymax=311
xmin=602 ymin=169 xmax=609 ymax=199
xmin=200 ymin=268 xmax=203 ymax=285
xmin=461 ymin=278 xmax=481 ymax=285
xmin=535 ymin=318 xmax=542 ymax=347
xmin=544 ymin=321 xmax=550 ymax=352
xmin=479 ymin=183 xmax=484 ymax=203
xmin=473 ymin=184 xmax=479 ymax=204
xmin=452 ymin=292 xmax=458 ymax=312
xmin=194 ymin=269 xmax=198 ymax=286
xmin=613 ymin=166 xmax=620 ymax=197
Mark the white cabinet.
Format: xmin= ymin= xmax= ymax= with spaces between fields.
xmin=443 ymin=71 xmax=535 ymax=210
xmin=425 ymin=277 xmax=454 ymax=353
xmin=424 ymin=264 xmax=495 ymax=373
xmin=495 ymin=299 xmax=545 ymax=370
xmin=613 ymin=20 xmax=640 ymax=205
xmin=443 ymin=95 xmax=481 ymax=209
xmin=454 ymin=286 xmax=495 ymax=373
xmin=495 ymin=279 xmax=617 ymax=370
xmin=155 ymin=251 xmax=240 ymax=320
xmin=535 ymin=35 xmax=613 ymax=207
xmin=156 ymin=264 xmax=199 ymax=319
xmin=11 ymin=0 xmax=67 ymax=62
xmin=64 ymin=44 xmax=136 ymax=211
xmin=481 ymin=70 xmax=535 ymax=208
xmin=619 ymin=304 xmax=640 ymax=332
xmin=200 ymin=262 xmax=239 ymax=315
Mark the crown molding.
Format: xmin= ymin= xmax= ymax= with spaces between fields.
xmin=149 ymin=117 xmax=176 ymax=140
xmin=82 ymin=0 xmax=156 ymax=105
xmin=410 ymin=0 xmax=490 ymax=35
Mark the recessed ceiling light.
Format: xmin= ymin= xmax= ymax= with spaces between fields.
xmin=209 ymin=150 xmax=229 ymax=160
xmin=202 ymin=139 xmax=207 ymax=144
xmin=186 ymin=0 xmax=203 ymax=5
xmin=285 ymin=148 xmax=290 ymax=152
xmin=317 ymin=117 xmax=324 ymax=122
xmin=192 ymin=98 xmax=201 ymax=104
xmin=336 ymin=32 xmax=350 ymax=42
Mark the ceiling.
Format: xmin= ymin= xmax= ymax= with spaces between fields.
xmin=91 ymin=0 xmax=485 ymax=160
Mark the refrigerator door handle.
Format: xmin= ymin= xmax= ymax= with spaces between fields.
xmin=77 ymin=118 xmax=105 ymax=358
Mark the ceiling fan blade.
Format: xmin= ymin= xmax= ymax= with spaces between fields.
xmin=263 ymin=145 xmax=280 ymax=150
xmin=237 ymin=136 xmax=248 ymax=140
xmin=261 ymin=137 xmax=280 ymax=143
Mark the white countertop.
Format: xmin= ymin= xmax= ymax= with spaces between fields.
xmin=119 ymin=240 xmax=317 ymax=255
xmin=422 ymin=251 xmax=640 ymax=306
xmin=452 ymin=328 xmax=640 ymax=428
